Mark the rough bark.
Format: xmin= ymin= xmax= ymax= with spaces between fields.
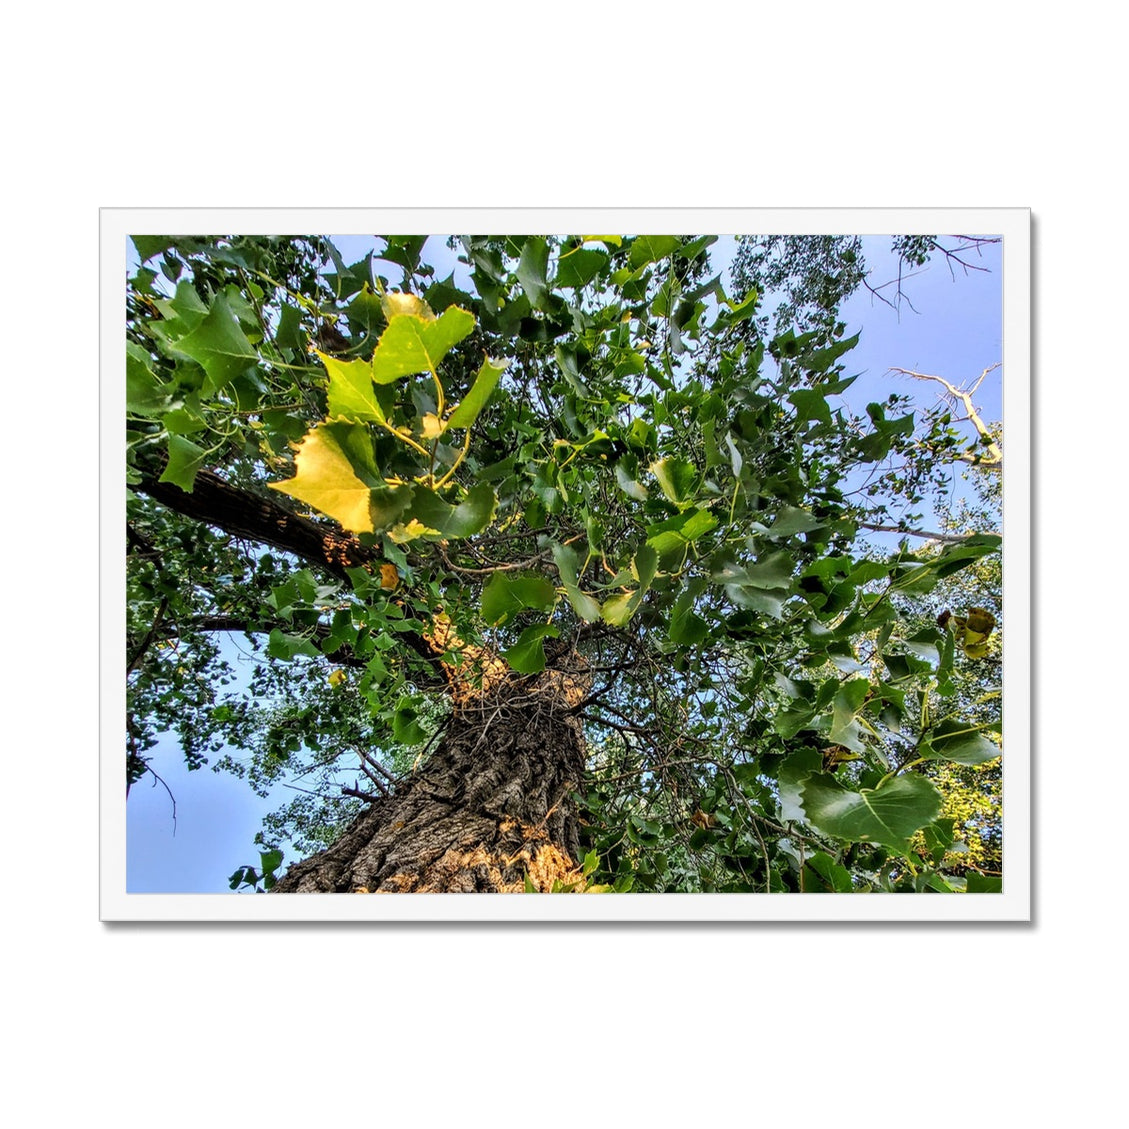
xmin=273 ymin=657 xmax=593 ymax=893
xmin=134 ymin=459 xmax=597 ymax=893
xmin=136 ymin=465 xmax=382 ymax=582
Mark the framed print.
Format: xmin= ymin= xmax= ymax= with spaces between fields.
xmin=101 ymin=208 xmax=1030 ymax=921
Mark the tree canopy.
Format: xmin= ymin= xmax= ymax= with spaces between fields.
xmin=125 ymin=233 xmax=1003 ymax=895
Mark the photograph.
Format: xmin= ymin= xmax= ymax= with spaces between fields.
xmin=104 ymin=212 xmax=1029 ymax=920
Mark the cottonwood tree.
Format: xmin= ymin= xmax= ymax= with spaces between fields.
xmin=126 ymin=234 xmax=1003 ymax=894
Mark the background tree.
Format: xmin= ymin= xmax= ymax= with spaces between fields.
xmin=731 ymin=234 xmax=1002 ymax=340
xmin=126 ymin=233 xmax=1003 ymax=893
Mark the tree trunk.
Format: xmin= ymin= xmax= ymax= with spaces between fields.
xmin=135 ymin=463 xmax=595 ymax=893
xmin=273 ymin=658 xmax=593 ymax=893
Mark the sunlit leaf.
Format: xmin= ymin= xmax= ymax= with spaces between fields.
xmin=268 ymin=423 xmax=381 ymax=533
xmin=446 ymin=356 xmax=508 ymax=430
xmin=650 ymin=456 xmax=698 ymax=505
xmin=371 ymin=306 xmax=476 ymax=382
xmin=321 ymin=352 xmax=386 ymax=423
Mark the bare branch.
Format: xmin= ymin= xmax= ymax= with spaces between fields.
xmin=857 ymin=522 xmax=995 ymax=544
xmin=888 ymin=364 xmax=1002 ymax=467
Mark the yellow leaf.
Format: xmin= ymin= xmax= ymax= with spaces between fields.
xmin=388 ymin=517 xmax=431 ymax=544
xmin=380 ymin=563 xmax=400 ymax=590
xmin=381 ymin=292 xmax=434 ymax=321
xmin=328 ymin=669 xmax=347 ymax=687
xmin=962 ymin=607 xmax=996 ymax=658
xmin=268 ymin=424 xmax=376 ymax=533
xmin=420 ymin=412 xmax=445 ymax=440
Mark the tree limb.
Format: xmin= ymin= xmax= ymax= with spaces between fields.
xmin=888 ymin=364 xmax=1002 ymax=467
xmin=133 ymin=459 xmax=446 ymax=676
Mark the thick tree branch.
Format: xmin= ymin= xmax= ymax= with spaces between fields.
xmin=172 ymin=615 xmax=369 ymax=669
xmin=135 ymin=463 xmax=381 ymax=581
xmin=133 ymin=460 xmax=445 ymax=677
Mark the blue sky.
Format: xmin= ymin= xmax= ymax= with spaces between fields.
xmin=127 ymin=233 xmax=1004 ymax=893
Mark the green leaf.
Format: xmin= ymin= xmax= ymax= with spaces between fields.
xmin=481 ymin=572 xmax=558 ymax=626
xmin=549 ymin=543 xmax=602 ymax=623
xmin=130 ymin=235 xmax=178 ymax=262
xmin=268 ymin=422 xmax=381 ymax=533
xmin=629 ymin=235 xmax=680 ymax=268
xmin=161 ymin=281 xmax=208 ymax=328
xmin=259 ymin=849 xmax=284 ymax=874
xmin=801 ymin=332 xmax=860 ymax=375
xmin=369 ymin=483 xmax=415 ymax=532
xmin=923 ymin=719 xmax=1001 ymax=766
xmin=275 ymin=303 xmax=306 ymax=352
xmin=391 ymin=698 xmax=428 ymax=745
xmin=370 ymin=306 xmax=476 ymax=382
xmin=650 ymin=456 xmax=698 ymax=505
xmin=669 ymin=578 xmax=709 ymax=645
xmin=965 ymin=872 xmax=1003 ymax=893
xmin=267 ymin=628 xmax=319 ymax=660
xmin=158 ymin=435 xmax=208 ymax=493
xmin=172 ymin=293 xmax=258 ymax=393
xmin=446 ymin=356 xmax=508 ymax=430
xmin=644 ymin=510 xmax=717 ymax=566
xmin=804 ymin=852 xmax=854 ymax=892
xmin=377 ymin=235 xmax=429 ymax=274
xmin=633 ymin=543 xmax=658 ymax=588
xmin=712 ymin=550 xmax=793 ymax=591
xmin=829 ymin=679 xmax=870 ymax=752
xmin=408 ymin=483 xmax=497 ymax=539
xmin=769 ymin=506 xmax=824 ymax=538
xmin=920 ymin=819 xmax=955 ymax=865
xmin=504 ymin=624 xmax=559 ymax=674
xmin=516 ymin=238 xmax=551 ymax=311
xmin=778 ymin=748 xmax=822 ymax=821
xmin=557 ymin=247 xmax=607 ymax=289
xmin=601 ymin=544 xmax=659 ymax=626
xmin=801 ymin=773 xmax=942 ymax=850
xmin=126 ymin=343 xmax=174 ymax=416
xmin=161 ymin=408 xmax=207 ymax=435
xmin=788 ymin=387 xmax=834 ymax=426
xmin=554 ymin=345 xmax=589 ymax=396
xmin=614 ymin=461 xmax=649 ymax=501
xmin=600 ymin=592 xmax=638 ymax=627
xmin=321 ymin=352 xmax=386 ymax=422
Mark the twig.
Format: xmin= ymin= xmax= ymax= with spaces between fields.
xmin=342 ymin=785 xmax=383 ymax=804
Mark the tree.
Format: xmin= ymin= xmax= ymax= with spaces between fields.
xmin=731 ymin=234 xmax=1002 ymax=340
xmin=125 ymin=233 xmax=1003 ymax=894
